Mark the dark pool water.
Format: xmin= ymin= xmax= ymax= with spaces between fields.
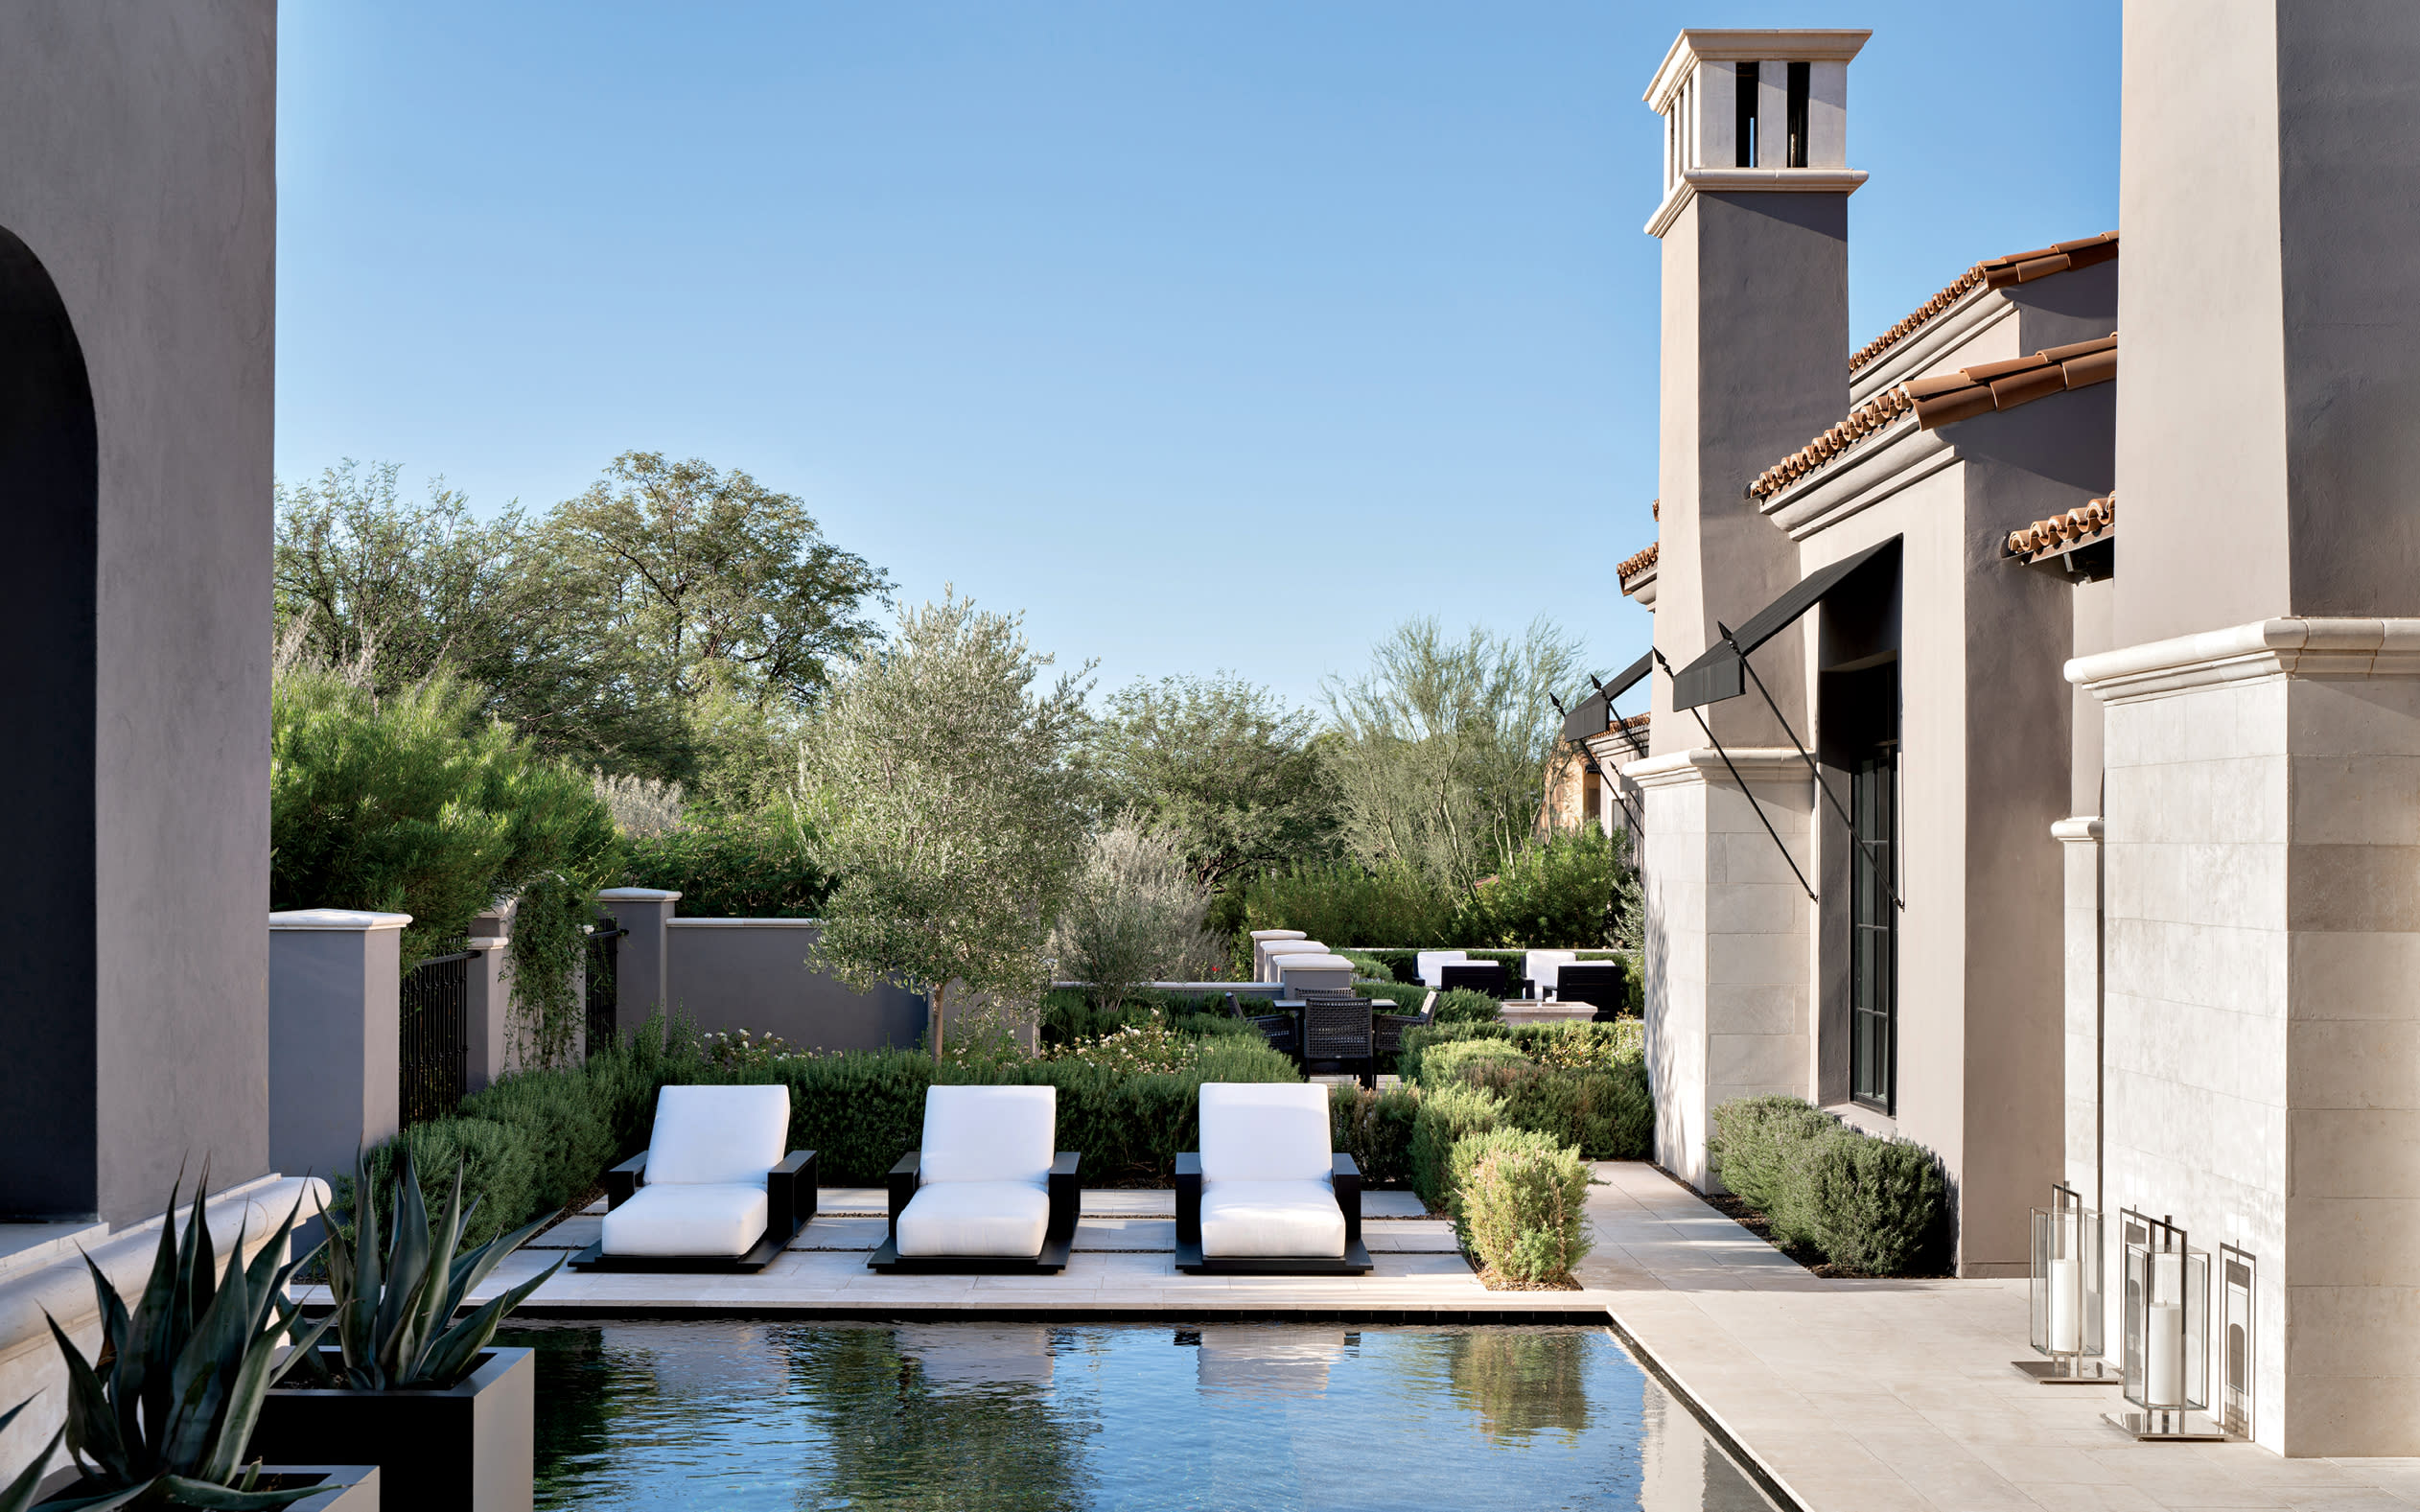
xmin=498 ymin=1320 xmax=1775 ymax=1510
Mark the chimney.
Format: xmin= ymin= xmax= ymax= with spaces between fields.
xmin=1642 ymin=28 xmax=1869 ymax=750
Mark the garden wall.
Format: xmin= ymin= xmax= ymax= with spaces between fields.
xmin=661 ymin=918 xmax=928 ymax=1052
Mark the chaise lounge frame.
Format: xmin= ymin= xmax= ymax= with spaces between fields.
xmin=1173 ymin=1151 xmax=1374 ymax=1275
xmin=865 ymin=1151 xmax=1083 ymax=1273
xmin=569 ymin=1147 xmax=819 ymax=1273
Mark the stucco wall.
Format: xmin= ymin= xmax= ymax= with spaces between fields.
xmin=665 ymin=920 xmax=929 ymax=1052
xmin=0 ymin=2 xmax=277 ymax=1222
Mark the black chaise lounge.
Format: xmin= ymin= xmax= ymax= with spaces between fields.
xmin=1175 ymin=1082 xmax=1373 ymax=1275
xmin=867 ymin=1084 xmax=1082 ymax=1273
xmin=571 ymin=1083 xmax=817 ymax=1272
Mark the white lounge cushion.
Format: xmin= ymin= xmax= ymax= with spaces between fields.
xmin=896 ymin=1181 xmax=1051 ymax=1257
xmin=1200 ymin=1082 xmax=1334 ymax=1182
xmin=1525 ymin=950 xmax=1579 ymax=993
xmin=919 ymin=1085 xmax=1056 ymax=1187
xmin=645 ymin=1084 xmax=789 ymax=1186
xmin=1415 ymin=950 xmax=1469 ymax=989
xmin=601 ymin=1182 xmax=769 ymax=1258
xmin=1200 ymin=1179 xmax=1344 ymax=1259
xmin=1247 ymin=930 xmax=1308 ymax=942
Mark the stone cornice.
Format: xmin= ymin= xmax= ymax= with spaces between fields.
xmin=1620 ymin=747 xmax=1811 ymax=791
xmin=1760 ymin=420 xmax=1955 ymax=540
xmin=1643 ymin=29 xmax=1872 ymax=110
xmin=1644 ymin=168 xmax=1868 ymax=239
xmin=2067 ymin=617 xmax=2420 ymax=703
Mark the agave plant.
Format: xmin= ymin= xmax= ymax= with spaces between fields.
xmin=283 ymin=1147 xmax=562 ymax=1391
xmin=38 ymin=1171 xmax=333 ymax=1510
xmin=0 ymin=1396 xmax=63 ymax=1512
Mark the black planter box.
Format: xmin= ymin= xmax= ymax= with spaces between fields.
xmin=37 ymin=1464 xmax=380 ymax=1510
xmin=254 ymin=1346 xmax=533 ymax=1512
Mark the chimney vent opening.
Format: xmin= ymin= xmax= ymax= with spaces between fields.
xmin=1786 ymin=61 xmax=1811 ymax=168
xmin=1735 ymin=61 xmax=1759 ymax=168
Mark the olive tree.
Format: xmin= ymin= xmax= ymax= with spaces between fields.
xmin=801 ymin=593 xmax=1090 ymax=1058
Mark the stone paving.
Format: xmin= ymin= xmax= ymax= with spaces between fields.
xmin=1576 ymin=1161 xmax=2420 ymax=1512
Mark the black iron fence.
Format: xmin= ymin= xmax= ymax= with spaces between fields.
xmin=585 ymin=923 xmax=625 ymax=1059
xmin=400 ymin=949 xmax=472 ymax=1128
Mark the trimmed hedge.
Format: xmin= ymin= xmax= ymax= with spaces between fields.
xmin=1330 ymin=1082 xmax=1420 ymax=1189
xmin=1399 ymin=1019 xmax=1643 ymax=1085
xmin=1450 ymin=1127 xmax=1594 ymax=1279
xmin=1706 ymin=1094 xmax=1949 ymax=1274
xmin=1417 ymin=1039 xmax=1531 ymax=1089
xmin=1409 ymin=1082 xmax=1502 ymax=1213
xmin=1431 ymin=988 xmax=1502 ymax=1026
xmin=1457 ymin=1061 xmax=1652 ymax=1163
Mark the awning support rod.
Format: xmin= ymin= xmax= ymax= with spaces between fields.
xmin=1590 ymin=672 xmax=1649 ymax=759
xmin=1652 ymin=647 xmax=1817 ymax=903
xmin=1716 ymin=621 xmax=1903 ymax=913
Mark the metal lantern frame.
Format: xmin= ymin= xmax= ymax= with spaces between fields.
xmin=2106 ymin=1210 xmax=2223 ymax=1441
xmin=2017 ymin=1183 xmax=2112 ymax=1384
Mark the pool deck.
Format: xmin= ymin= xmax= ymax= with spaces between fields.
xmin=347 ymin=1163 xmax=2420 ymax=1511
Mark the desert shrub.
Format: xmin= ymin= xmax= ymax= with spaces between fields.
xmin=1462 ymin=826 xmax=1641 ymax=951
xmin=1401 ymin=1018 xmax=1641 ymax=1082
xmin=1409 ymin=1081 xmax=1503 ymax=1213
xmin=1432 ymin=988 xmax=1502 ymax=1026
xmin=1237 ymin=860 xmax=1461 ymax=949
xmin=1331 ymin=1082 xmax=1421 ymax=1188
xmin=1457 ymin=1061 xmax=1651 ymax=1161
xmin=1336 ymin=949 xmax=1391 ymax=980
xmin=1418 ymin=1037 xmax=1532 ymax=1089
xmin=1801 ymin=1131 xmax=1949 ymax=1275
xmin=1053 ymin=823 xmax=1225 ymax=1008
xmin=347 ymin=1116 xmax=540 ymax=1252
xmin=1708 ymin=1095 xmax=1839 ymax=1239
xmin=620 ymin=811 xmax=828 ymax=918
xmin=1454 ymin=1128 xmax=1594 ymax=1281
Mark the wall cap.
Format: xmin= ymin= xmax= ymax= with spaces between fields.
xmin=1620 ymin=747 xmax=1811 ymax=791
xmin=2052 ymin=816 xmax=2106 ymax=843
xmin=666 ymin=917 xmax=821 ymax=928
xmin=596 ymin=888 xmax=682 ymax=903
xmin=269 ymin=909 xmax=411 ymax=931
xmin=2066 ymin=617 xmax=2420 ymax=704
xmin=1645 ymin=168 xmax=1868 ymax=239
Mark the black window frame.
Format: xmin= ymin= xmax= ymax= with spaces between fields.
xmin=1849 ymin=739 xmax=1898 ymax=1114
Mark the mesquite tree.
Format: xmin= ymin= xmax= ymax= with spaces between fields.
xmin=800 ymin=592 xmax=1090 ymax=1058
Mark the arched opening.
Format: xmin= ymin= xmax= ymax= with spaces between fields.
xmin=0 ymin=223 xmax=100 ymax=1219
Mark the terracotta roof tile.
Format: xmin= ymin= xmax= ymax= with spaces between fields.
xmin=1749 ymin=333 xmax=2117 ymax=500
xmin=1847 ymin=231 xmax=2119 ymax=374
xmin=1618 ymin=541 xmax=1660 ymax=585
xmin=2004 ymin=493 xmax=2114 ymax=563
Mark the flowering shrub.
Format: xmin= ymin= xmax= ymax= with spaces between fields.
xmin=1046 ymin=1019 xmax=1199 ymax=1074
xmin=703 ymin=1028 xmax=812 ymax=1069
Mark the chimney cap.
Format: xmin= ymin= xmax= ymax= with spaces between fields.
xmin=1644 ymin=29 xmax=1872 ymax=111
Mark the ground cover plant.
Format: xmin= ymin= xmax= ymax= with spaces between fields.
xmin=1707 ymin=1095 xmax=1949 ymax=1276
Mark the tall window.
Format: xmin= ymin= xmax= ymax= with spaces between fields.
xmin=1850 ymin=744 xmax=1897 ymax=1111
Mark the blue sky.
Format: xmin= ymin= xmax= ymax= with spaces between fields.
xmin=275 ymin=2 xmax=2118 ymax=715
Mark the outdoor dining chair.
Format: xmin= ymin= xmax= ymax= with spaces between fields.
xmin=1553 ymin=963 xmax=1629 ymax=1019
xmin=1228 ymin=990 xmax=1302 ymax=1061
xmin=574 ymin=1083 xmax=817 ymax=1272
xmin=1436 ymin=961 xmax=1509 ymax=998
xmin=1175 ymin=1082 xmax=1371 ymax=1274
xmin=868 ymin=1084 xmax=1081 ymax=1273
xmin=1301 ymin=996 xmax=1376 ymax=1088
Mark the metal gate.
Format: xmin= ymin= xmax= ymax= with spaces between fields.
xmin=585 ymin=924 xmax=626 ymax=1059
xmin=400 ymin=949 xmax=472 ymax=1127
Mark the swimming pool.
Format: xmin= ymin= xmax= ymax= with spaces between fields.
xmin=499 ymin=1319 xmax=1779 ymax=1510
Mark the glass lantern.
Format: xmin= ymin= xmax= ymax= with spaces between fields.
xmin=2021 ymin=1184 xmax=2109 ymax=1383
xmin=2108 ymin=1211 xmax=2222 ymax=1439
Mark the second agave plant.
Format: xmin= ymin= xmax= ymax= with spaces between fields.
xmin=250 ymin=1147 xmax=563 ymax=1511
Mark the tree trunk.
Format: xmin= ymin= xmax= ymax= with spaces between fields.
xmin=929 ymin=979 xmax=946 ymax=1063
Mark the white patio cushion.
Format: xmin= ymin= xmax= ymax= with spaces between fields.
xmin=1199 ymin=1082 xmax=1333 ymax=1182
xmin=1415 ymin=950 xmax=1469 ymax=988
xmin=1247 ymin=930 xmax=1307 ymax=942
xmin=896 ymin=1181 xmax=1050 ymax=1257
xmin=1200 ymin=1180 xmax=1344 ymax=1259
xmin=601 ymin=1182 xmax=768 ymax=1258
xmin=644 ymin=1083 xmax=789 ymax=1186
xmin=1525 ymin=950 xmax=1579 ymax=992
xmin=919 ymin=1085 xmax=1055 ymax=1187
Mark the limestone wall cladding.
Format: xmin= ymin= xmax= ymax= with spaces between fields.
xmin=2089 ymin=633 xmax=2420 ymax=1455
xmin=1633 ymin=750 xmax=1811 ymax=1190
xmin=2058 ymin=823 xmax=2103 ymax=1202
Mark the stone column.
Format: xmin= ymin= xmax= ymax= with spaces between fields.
xmin=2053 ymin=818 xmax=2104 ymax=1207
xmin=1625 ymin=749 xmax=1812 ymax=1190
xmin=597 ymin=887 xmax=679 ymax=1038
xmin=268 ymin=910 xmax=407 ymax=1185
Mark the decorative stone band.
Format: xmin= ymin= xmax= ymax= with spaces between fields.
xmin=1643 ymin=167 xmax=1869 ymax=239
xmin=2065 ymin=617 xmax=2420 ymax=705
xmin=2051 ymin=815 xmax=2105 ymax=844
xmin=268 ymin=908 xmax=411 ymax=931
xmin=1619 ymin=746 xmax=1814 ymax=793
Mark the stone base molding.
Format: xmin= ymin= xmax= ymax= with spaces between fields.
xmin=2067 ymin=616 xmax=2420 ymax=703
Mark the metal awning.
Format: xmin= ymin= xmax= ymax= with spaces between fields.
xmin=1559 ymin=651 xmax=1652 ymax=741
xmin=1670 ymin=538 xmax=1900 ymax=709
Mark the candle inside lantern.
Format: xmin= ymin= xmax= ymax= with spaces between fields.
xmin=2048 ymin=1254 xmax=2083 ymax=1355
xmin=2146 ymin=1301 xmax=2185 ymax=1407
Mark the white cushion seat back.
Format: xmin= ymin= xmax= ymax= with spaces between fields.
xmin=1415 ymin=950 xmax=1469 ymax=989
xmin=919 ymin=1085 xmax=1056 ymax=1188
xmin=645 ymin=1084 xmax=790 ymax=1185
xmin=1199 ymin=1082 xmax=1333 ymax=1183
xmin=1525 ymin=950 xmax=1579 ymax=994
xmin=602 ymin=1184 xmax=768 ymax=1258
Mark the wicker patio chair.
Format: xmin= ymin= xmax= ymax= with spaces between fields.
xmin=1302 ymin=996 xmax=1375 ymax=1088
